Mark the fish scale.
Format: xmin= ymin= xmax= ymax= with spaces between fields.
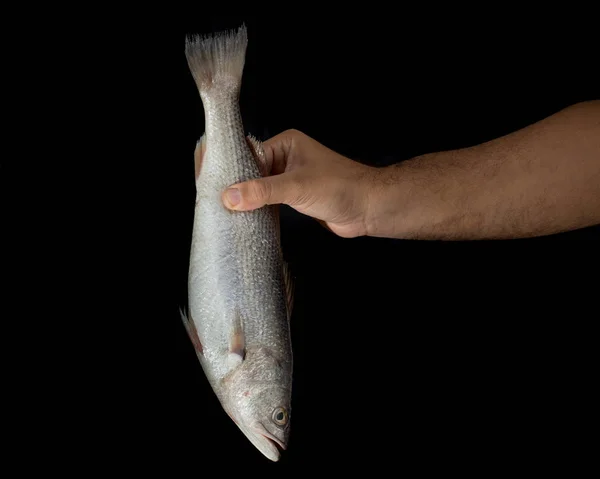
xmin=183 ymin=24 xmax=293 ymax=462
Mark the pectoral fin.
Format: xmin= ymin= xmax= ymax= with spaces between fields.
xmin=228 ymin=309 xmax=245 ymax=370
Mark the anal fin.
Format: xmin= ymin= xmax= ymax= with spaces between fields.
xmin=194 ymin=133 xmax=206 ymax=181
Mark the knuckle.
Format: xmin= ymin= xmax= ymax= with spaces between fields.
xmin=250 ymin=180 xmax=271 ymax=203
xmin=287 ymin=176 xmax=306 ymax=206
xmin=284 ymin=128 xmax=303 ymax=143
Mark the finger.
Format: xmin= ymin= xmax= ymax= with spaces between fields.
xmin=315 ymin=218 xmax=335 ymax=234
xmin=223 ymin=174 xmax=299 ymax=211
xmin=262 ymin=130 xmax=296 ymax=176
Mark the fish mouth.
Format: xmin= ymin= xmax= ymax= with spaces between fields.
xmin=233 ymin=421 xmax=284 ymax=462
xmin=256 ymin=428 xmax=286 ymax=452
xmin=251 ymin=422 xmax=287 ymax=460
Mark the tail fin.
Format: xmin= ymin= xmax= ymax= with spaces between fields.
xmin=185 ymin=24 xmax=248 ymax=93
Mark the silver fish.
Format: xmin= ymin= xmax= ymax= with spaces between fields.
xmin=182 ymin=24 xmax=293 ymax=462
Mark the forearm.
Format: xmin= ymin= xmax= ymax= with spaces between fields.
xmin=366 ymin=101 xmax=600 ymax=240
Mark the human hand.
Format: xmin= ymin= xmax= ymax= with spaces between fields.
xmin=221 ymin=129 xmax=378 ymax=238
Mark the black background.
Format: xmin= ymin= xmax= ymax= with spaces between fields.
xmin=32 ymin=12 xmax=597 ymax=475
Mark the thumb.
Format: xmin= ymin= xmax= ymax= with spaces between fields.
xmin=222 ymin=174 xmax=297 ymax=211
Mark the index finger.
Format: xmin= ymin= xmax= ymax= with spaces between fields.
xmin=262 ymin=130 xmax=295 ymax=176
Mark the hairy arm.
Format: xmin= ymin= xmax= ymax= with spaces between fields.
xmin=367 ymin=100 xmax=600 ymax=239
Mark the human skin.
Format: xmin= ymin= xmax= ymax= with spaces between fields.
xmin=215 ymin=100 xmax=599 ymax=240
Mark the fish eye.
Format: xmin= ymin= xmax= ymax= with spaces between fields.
xmin=272 ymin=407 xmax=288 ymax=426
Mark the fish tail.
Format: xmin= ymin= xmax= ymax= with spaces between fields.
xmin=185 ymin=24 xmax=247 ymax=95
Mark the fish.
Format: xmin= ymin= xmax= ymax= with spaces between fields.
xmin=182 ymin=24 xmax=294 ymax=462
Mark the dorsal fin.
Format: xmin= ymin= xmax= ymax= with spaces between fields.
xmin=246 ymin=134 xmax=293 ymax=321
xmin=246 ymin=134 xmax=268 ymax=177
xmin=283 ymin=261 xmax=295 ymax=323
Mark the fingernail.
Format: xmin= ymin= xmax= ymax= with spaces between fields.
xmin=225 ymin=188 xmax=241 ymax=207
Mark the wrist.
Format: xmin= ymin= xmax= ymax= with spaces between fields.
xmin=364 ymin=153 xmax=454 ymax=239
xmin=363 ymin=164 xmax=408 ymax=238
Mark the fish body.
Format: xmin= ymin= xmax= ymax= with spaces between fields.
xmin=183 ymin=25 xmax=293 ymax=462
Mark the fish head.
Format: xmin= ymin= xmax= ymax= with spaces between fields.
xmin=222 ymin=348 xmax=292 ymax=461
xmin=231 ymin=385 xmax=291 ymax=462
